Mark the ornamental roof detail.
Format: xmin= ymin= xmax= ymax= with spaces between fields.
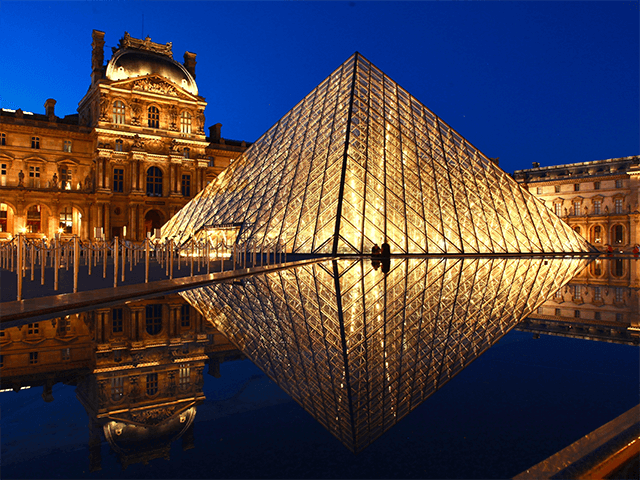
xmin=181 ymin=257 xmax=589 ymax=451
xmin=161 ymin=53 xmax=595 ymax=254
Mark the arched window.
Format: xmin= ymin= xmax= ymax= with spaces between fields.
xmin=0 ymin=203 xmax=8 ymax=232
xmin=148 ymin=106 xmax=159 ymax=128
xmin=145 ymin=304 xmax=162 ymax=335
xmin=180 ymin=111 xmax=192 ymax=134
xmin=59 ymin=207 xmax=73 ymax=234
xmin=112 ymin=101 xmax=125 ymax=124
xmin=612 ymin=259 xmax=624 ymax=277
xmin=612 ymin=225 xmax=624 ymax=244
xmin=573 ymin=226 xmax=581 ymax=235
xmin=146 ymin=166 xmax=163 ymax=197
xmin=592 ymin=225 xmax=602 ymax=244
xmin=26 ymin=205 xmax=41 ymax=233
xmin=183 ymin=147 xmax=190 ymax=159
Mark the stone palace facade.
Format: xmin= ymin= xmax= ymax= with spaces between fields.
xmin=0 ymin=30 xmax=248 ymax=242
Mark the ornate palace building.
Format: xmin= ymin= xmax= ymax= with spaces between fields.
xmin=0 ymin=30 xmax=249 ymax=242
xmin=513 ymin=155 xmax=640 ymax=252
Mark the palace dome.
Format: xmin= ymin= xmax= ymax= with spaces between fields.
xmin=105 ymin=49 xmax=198 ymax=96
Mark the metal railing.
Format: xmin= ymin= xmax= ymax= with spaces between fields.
xmin=0 ymin=235 xmax=287 ymax=301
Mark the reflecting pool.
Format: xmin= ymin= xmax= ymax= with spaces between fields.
xmin=1 ymin=257 xmax=638 ymax=478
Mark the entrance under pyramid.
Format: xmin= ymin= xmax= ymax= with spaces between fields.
xmin=161 ymin=53 xmax=595 ymax=255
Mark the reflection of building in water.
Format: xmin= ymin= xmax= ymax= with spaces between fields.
xmin=513 ymin=156 xmax=640 ymax=252
xmin=0 ymin=294 xmax=242 ymax=471
xmin=519 ymin=258 xmax=640 ymax=345
xmin=161 ymin=53 xmax=592 ymax=256
xmin=182 ymin=257 xmax=588 ymax=452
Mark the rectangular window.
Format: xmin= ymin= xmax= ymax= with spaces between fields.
xmin=29 ymin=352 xmax=38 ymax=364
xmin=0 ymin=163 xmax=6 ymax=186
xmin=554 ymin=204 xmax=562 ymax=216
xmin=60 ymin=167 xmax=72 ymax=190
xmin=616 ymin=313 xmax=623 ymax=322
xmin=554 ymin=289 xmax=562 ymax=299
xmin=115 ymin=139 xmax=123 ymax=152
xmin=594 ymin=311 xmax=601 ymax=321
xmin=181 ymin=174 xmax=191 ymax=197
xmin=63 ymin=140 xmax=72 ymax=153
xmin=179 ymin=365 xmax=191 ymax=388
xmin=554 ymin=185 xmax=561 ymax=193
xmin=555 ymin=308 xmax=561 ymax=316
xmin=593 ymin=200 xmax=601 ymax=215
xmin=0 ymin=355 xmax=3 ymax=368
xmin=146 ymin=373 xmax=158 ymax=396
xmin=29 ymin=165 xmax=41 ymax=188
xmin=593 ymin=286 xmax=602 ymax=301
xmin=615 ymin=179 xmax=623 ymax=188
xmin=0 ymin=133 xmax=5 ymax=146
xmin=536 ymin=187 xmax=542 ymax=195
xmin=113 ymin=168 xmax=124 ymax=193
xmin=59 ymin=207 xmax=72 ymax=233
xmin=180 ymin=304 xmax=191 ymax=327
xmin=574 ymin=310 xmax=580 ymax=318
xmin=573 ymin=285 xmax=581 ymax=300
xmin=574 ymin=183 xmax=580 ymax=192
xmin=615 ymin=287 xmax=623 ymax=303
xmin=594 ymin=181 xmax=600 ymax=190
xmin=573 ymin=201 xmax=581 ymax=216
xmin=61 ymin=348 xmax=70 ymax=361
xmin=27 ymin=323 xmax=39 ymax=335
xmin=111 ymin=377 xmax=124 ymax=400
xmin=614 ymin=199 xmax=623 ymax=214
xmin=31 ymin=137 xmax=40 ymax=149
xmin=112 ymin=308 xmax=123 ymax=333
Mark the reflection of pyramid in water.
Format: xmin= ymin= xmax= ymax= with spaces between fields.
xmin=163 ymin=53 xmax=594 ymax=254
xmin=182 ymin=257 xmax=589 ymax=452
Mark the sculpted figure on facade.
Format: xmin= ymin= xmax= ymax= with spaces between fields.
xmin=197 ymin=110 xmax=205 ymax=133
xmin=52 ymin=172 xmax=59 ymax=189
xmin=99 ymin=93 xmax=109 ymax=120
xmin=169 ymin=106 xmax=178 ymax=130
xmin=130 ymin=99 xmax=141 ymax=125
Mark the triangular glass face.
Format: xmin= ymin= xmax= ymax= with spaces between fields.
xmin=181 ymin=257 xmax=590 ymax=452
xmin=162 ymin=53 xmax=595 ymax=254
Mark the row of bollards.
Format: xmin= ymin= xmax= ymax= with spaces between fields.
xmin=1 ymin=234 xmax=288 ymax=301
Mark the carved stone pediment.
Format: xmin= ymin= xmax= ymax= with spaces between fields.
xmin=113 ymin=76 xmax=195 ymax=100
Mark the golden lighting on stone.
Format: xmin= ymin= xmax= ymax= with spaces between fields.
xmin=181 ymin=256 xmax=589 ymax=452
xmin=161 ymin=53 xmax=595 ymax=255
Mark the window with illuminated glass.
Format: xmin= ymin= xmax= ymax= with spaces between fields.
xmin=573 ymin=201 xmax=581 ymax=216
xmin=26 ymin=205 xmax=41 ymax=232
xmin=60 ymin=167 xmax=72 ymax=190
xmin=148 ymin=106 xmax=160 ymax=128
xmin=111 ymin=377 xmax=124 ymax=401
xmin=1 ymin=163 xmax=6 ymax=186
xmin=63 ymin=140 xmax=72 ymax=152
xmin=0 ymin=203 xmax=7 ymax=232
xmin=612 ymin=225 xmax=624 ymax=244
xmin=593 ymin=286 xmax=602 ymax=301
xmin=29 ymin=165 xmax=40 ymax=188
xmin=112 ymin=101 xmax=125 ymax=124
xmin=183 ymin=147 xmax=190 ymax=159
xmin=59 ymin=207 xmax=73 ymax=234
xmin=115 ymin=139 xmax=123 ymax=152
xmin=593 ymin=200 xmax=601 ymax=215
xmin=179 ymin=364 xmax=191 ymax=388
xmin=592 ymin=225 xmax=602 ymax=244
xmin=180 ymin=111 xmax=192 ymax=134
xmin=614 ymin=198 xmax=623 ymax=214
xmin=615 ymin=179 xmax=623 ymax=188
xmin=554 ymin=203 xmax=562 ymax=216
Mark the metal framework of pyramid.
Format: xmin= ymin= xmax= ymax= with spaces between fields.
xmin=162 ymin=53 xmax=595 ymax=254
xmin=181 ymin=257 xmax=589 ymax=451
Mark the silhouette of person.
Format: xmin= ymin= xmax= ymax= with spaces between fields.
xmin=380 ymin=241 xmax=391 ymax=258
xmin=371 ymin=243 xmax=381 ymax=256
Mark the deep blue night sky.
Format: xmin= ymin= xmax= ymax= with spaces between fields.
xmin=1 ymin=1 xmax=637 ymax=174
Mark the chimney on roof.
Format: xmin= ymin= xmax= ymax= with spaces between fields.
xmin=44 ymin=98 xmax=56 ymax=119
xmin=91 ymin=30 xmax=106 ymax=85
xmin=532 ymin=162 xmax=540 ymax=168
xmin=209 ymin=123 xmax=222 ymax=143
xmin=184 ymin=52 xmax=197 ymax=80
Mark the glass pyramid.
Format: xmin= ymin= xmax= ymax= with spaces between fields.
xmin=181 ymin=257 xmax=589 ymax=451
xmin=162 ymin=53 xmax=595 ymax=254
